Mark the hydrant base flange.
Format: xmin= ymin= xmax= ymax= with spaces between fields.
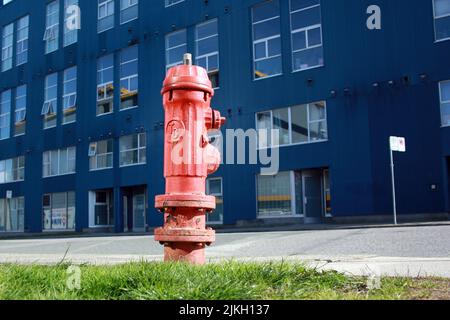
xmin=154 ymin=227 xmax=215 ymax=244
xmin=155 ymin=194 xmax=216 ymax=210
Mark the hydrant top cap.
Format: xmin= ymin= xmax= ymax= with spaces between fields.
xmin=162 ymin=64 xmax=214 ymax=96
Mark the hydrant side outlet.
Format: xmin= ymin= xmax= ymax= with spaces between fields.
xmin=155 ymin=54 xmax=226 ymax=265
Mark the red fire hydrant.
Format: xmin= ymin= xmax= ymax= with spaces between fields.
xmin=155 ymin=54 xmax=226 ymax=265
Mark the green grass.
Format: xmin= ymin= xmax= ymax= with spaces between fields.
xmin=0 ymin=261 xmax=447 ymax=300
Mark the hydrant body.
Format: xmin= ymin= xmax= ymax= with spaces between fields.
xmin=155 ymin=55 xmax=225 ymax=265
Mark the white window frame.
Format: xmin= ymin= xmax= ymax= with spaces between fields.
xmin=251 ymin=2 xmax=282 ymax=80
xmin=440 ymin=80 xmax=450 ymax=127
xmin=1 ymin=23 xmax=14 ymax=72
xmin=14 ymin=84 xmax=26 ymax=136
xmin=97 ymin=54 xmax=114 ymax=116
xmin=289 ymin=0 xmax=324 ymax=72
xmin=89 ymin=140 xmax=114 ymax=171
xmin=120 ymin=0 xmax=138 ymax=25
xmin=16 ymin=15 xmax=29 ymax=66
xmin=165 ymin=29 xmax=187 ymax=71
xmin=44 ymin=1 xmax=60 ymax=54
xmin=119 ymin=133 xmax=146 ymax=167
xmin=120 ymin=45 xmax=138 ymax=110
xmin=0 ymin=156 xmax=25 ymax=184
xmin=43 ymin=147 xmax=76 ymax=178
xmin=42 ymin=73 xmax=58 ymax=129
xmin=256 ymin=101 xmax=328 ymax=149
xmin=0 ymin=89 xmax=11 ymax=140
xmin=433 ymin=0 xmax=450 ymax=42
xmin=64 ymin=0 xmax=78 ymax=47
xmin=165 ymin=0 xmax=184 ymax=8
xmin=195 ymin=19 xmax=220 ymax=88
xmin=98 ymin=0 xmax=115 ymax=33
xmin=63 ymin=66 xmax=77 ymax=124
xmin=256 ymin=171 xmax=301 ymax=218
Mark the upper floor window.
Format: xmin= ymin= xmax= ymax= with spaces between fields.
xmin=41 ymin=73 xmax=58 ymax=129
xmin=14 ymin=85 xmax=26 ymax=136
xmin=119 ymin=133 xmax=146 ymax=167
xmin=290 ymin=0 xmax=324 ymax=71
xmin=43 ymin=147 xmax=76 ymax=178
xmin=165 ymin=0 xmax=184 ymax=7
xmin=63 ymin=66 xmax=77 ymax=124
xmin=440 ymin=80 xmax=450 ymax=126
xmin=3 ymin=0 xmax=13 ymax=5
xmin=98 ymin=0 xmax=115 ymax=33
xmin=1 ymin=23 xmax=14 ymax=71
xmin=434 ymin=0 xmax=450 ymax=41
xmin=120 ymin=0 xmax=138 ymax=24
xmin=89 ymin=139 xmax=114 ymax=171
xmin=120 ymin=45 xmax=138 ymax=110
xmin=0 ymin=89 xmax=11 ymax=140
xmin=196 ymin=19 xmax=220 ymax=88
xmin=44 ymin=1 xmax=60 ymax=54
xmin=256 ymin=101 xmax=328 ymax=148
xmin=16 ymin=16 xmax=29 ymax=66
xmin=252 ymin=0 xmax=282 ymax=79
xmin=64 ymin=0 xmax=79 ymax=47
xmin=97 ymin=54 xmax=114 ymax=115
xmin=0 ymin=156 xmax=25 ymax=184
xmin=165 ymin=29 xmax=186 ymax=71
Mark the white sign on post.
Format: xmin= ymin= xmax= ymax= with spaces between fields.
xmin=6 ymin=190 xmax=12 ymax=199
xmin=389 ymin=136 xmax=406 ymax=225
xmin=390 ymin=136 xmax=406 ymax=152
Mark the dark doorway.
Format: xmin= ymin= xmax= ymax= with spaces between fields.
xmin=122 ymin=186 xmax=147 ymax=232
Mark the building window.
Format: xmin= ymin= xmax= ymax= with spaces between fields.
xmin=43 ymin=147 xmax=76 ymax=178
xmin=165 ymin=29 xmax=186 ymax=70
xmin=119 ymin=133 xmax=146 ymax=167
xmin=89 ymin=139 xmax=113 ymax=171
xmin=43 ymin=192 xmax=75 ymax=231
xmin=64 ymin=0 xmax=78 ymax=47
xmin=256 ymin=101 xmax=328 ymax=148
xmin=3 ymin=0 xmax=13 ymax=5
xmin=63 ymin=66 xmax=77 ymax=124
xmin=290 ymin=0 xmax=324 ymax=71
xmin=98 ymin=0 xmax=115 ymax=33
xmin=165 ymin=0 xmax=184 ymax=7
xmin=14 ymin=85 xmax=26 ymax=136
xmin=257 ymin=172 xmax=292 ymax=216
xmin=97 ymin=54 xmax=114 ymax=115
xmin=120 ymin=45 xmax=138 ymax=110
xmin=440 ymin=80 xmax=450 ymax=126
xmin=120 ymin=0 xmax=138 ymax=24
xmin=0 ymin=89 xmax=11 ymax=140
xmin=0 ymin=156 xmax=25 ymax=184
xmin=252 ymin=0 xmax=282 ymax=79
xmin=44 ymin=1 xmax=59 ymax=54
xmin=16 ymin=15 xmax=29 ymax=66
xmin=1 ymin=23 xmax=14 ymax=72
xmin=434 ymin=0 xmax=450 ymax=41
xmin=94 ymin=190 xmax=114 ymax=226
xmin=196 ymin=19 xmax=220 ymax=88
xmin=41 ymin=73 xmax=58 ymax=129
xmin=206 ymin=178 xmax=223 ymax=223
xmin=0 ymin=197 xmax=24 ymax=233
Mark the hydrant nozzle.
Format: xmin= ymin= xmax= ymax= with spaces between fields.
xmin=155 ymin=53 xmax=226 ymax=265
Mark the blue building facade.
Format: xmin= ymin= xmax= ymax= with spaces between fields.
xmin=0 ymin=0 xmax=449 ymax=234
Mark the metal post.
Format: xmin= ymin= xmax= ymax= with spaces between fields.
xmin=390 ymin=146 xmax=398 ymax=225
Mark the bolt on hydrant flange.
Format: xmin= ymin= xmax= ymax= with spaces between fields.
xmin=155 ymin=53 xmax=226 ymax=265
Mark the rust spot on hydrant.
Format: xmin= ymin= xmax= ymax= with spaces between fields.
xmin=154 ymin=53 xmax=226 ymax=265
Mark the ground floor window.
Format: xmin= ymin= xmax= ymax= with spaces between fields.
xmin=43 ymin=192 xmax=75 ymax=231
xmin=0 ymin=197 xmax=24 ymax=232
xmin=94 ymin=190 xmax=114 ymax=226
xmin=206 ymin=177 xmax=223 ymax=223
xmin=257 ymin=169 xmax=331 ymax=218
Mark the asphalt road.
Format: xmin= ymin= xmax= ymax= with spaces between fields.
xmin=0 ymin=224 xmax=449 ymax=277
